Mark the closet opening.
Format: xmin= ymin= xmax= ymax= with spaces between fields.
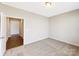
xmin=6 ymin=17 xmax=24 ymax=50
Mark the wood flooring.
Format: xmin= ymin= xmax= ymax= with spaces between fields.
xmin=6 ymin=34 xmax=23 ymax=50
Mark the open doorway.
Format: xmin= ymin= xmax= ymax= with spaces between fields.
xmin=6 ymin=17 xmax=24 ymax=50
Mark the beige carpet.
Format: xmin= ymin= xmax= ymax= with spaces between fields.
xmin=4 ymin=38 xmax=79 ymax=56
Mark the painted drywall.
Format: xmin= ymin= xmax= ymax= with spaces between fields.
xmin=2 ymin=2 xmax=79 ymax=17
xmin=0 ymin=3 xmax=49 ymax=44
xmin=0 ymin=16 xmax=1 ymax=34
xmin=10 ymin=20 xmax=19 ymax=35
xmin=49 ymin=9 xmax=79 ymax=46
xmin=0 ymin=12 xmax=7 ymax=56
xmin=0 ymin=3 xmax=49 ymax=55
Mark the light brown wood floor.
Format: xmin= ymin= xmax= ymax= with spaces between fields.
xmin=6 ymin=34 xmax=23 ymax=50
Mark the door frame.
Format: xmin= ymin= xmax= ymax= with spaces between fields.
xmin=6 ymin=17 xmax=24 ymax=38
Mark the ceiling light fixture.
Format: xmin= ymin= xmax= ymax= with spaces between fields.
xmin=44 ymin=2 xmax=52 ymax=7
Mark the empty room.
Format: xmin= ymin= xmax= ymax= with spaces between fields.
xmin=0 ymin=2 xmax=79 ymax=56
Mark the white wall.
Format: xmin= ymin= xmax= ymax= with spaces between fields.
xmin=24 ymin=15 xmax=49 ymax=44
xmin=0 ymin=15 xmax=1 ymax=34
xmin=0 ymin=3 xmax=49 ymax=45
xmin=0 ymin=3 xmax=49 ymax=55
xmin=50 ymin=9 xmax=79 ymax=46
xmin=10 ymin=20 xmax=19 ymax=35
xmin=0 ymin=12 xmax=7 ymax=56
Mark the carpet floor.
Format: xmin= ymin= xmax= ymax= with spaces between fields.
xmin=4 ymin=38 xmax=79 ymax=56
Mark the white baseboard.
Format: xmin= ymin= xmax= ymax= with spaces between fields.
xmin=50 ymin=36 xmax=79 ymax=47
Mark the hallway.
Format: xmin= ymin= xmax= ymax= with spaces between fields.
xmin=6 ymin=34 xmax=23 ymax=50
